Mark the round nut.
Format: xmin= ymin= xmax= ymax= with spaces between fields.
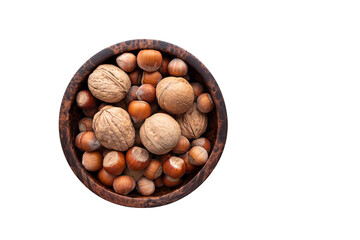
xmin=92 ymin=106 xmax=135 ymax=151
xmin=75 ymin=131 xmax=101 ymax=152
xmin=191 ymin=137 xmax=211 ymax=153
xmin=154 ymin=176 xmax=164 ymax=187
xmin=140 ymin=113 xmax=181 ymax=155
xmin=176 ymin=103 xmax=208 ymax=140
xmin=103 ymin=151 xmax=126 ymax=176
xmin=128 ymin=100 xmax=152 ymax=123
xmin=88 ymin=64 xmax=131 ymax=103
xmin=116 ymin=52 xmax=137 ymax=72
xmin=137 ymin=50 xmax=162 ymax=72
xmin=76 ymin=90 xmax=97 ymax=109
xmin=113 ymin=175 xmax=136 ymax=195
xmin=188 ymin=146 xmax=208 ymax=166
xmin=180 ymin=153 xmax=197 ymax=174
xmin=196 ymin=93 xmax=214 ymax=113
xmin=98 ymin=168 xmax=116 ymax=187
xmin=123 ymin=167 xmax=144 ymax=182
xmin=126 ymin=146 xmax=151 ymax=171
xmin=143 ymin=159 xmax=163 ymax=180
xmin=172 ymin=135 xmax=190 ymax=154
xmin=190 ymin=82 xmax=204 ymax=99
xmin=136 ymin=84 xmax=156 ymax=103
xmin=141 ymin=71 xmax=162 ymax=87
xmin=82 ymin=151 xmax=103 ymax=171
xmin=158 ymin=56 xmax=170 ymax=76
xmin=156 ymin=77 xmax=194 ymax=115
xmin=163 ymin=156 xmax=186 ymax=178
xmin=167 ymin=58 xmax=188 ymax=76
xmin=124 ymin=86 xmax=139 ymax=105
xmin=163 ymin=175 xmax=182 ymax=188
xmin=129 ymin=69 xmax=141 ymax=85
xmin=136 ymin=177 xmax=155 ymax=196
xmin=79 ymin=118 xmax=93 ymax=132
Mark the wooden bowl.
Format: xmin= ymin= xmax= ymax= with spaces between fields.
xmin=59 ymin=39 xmax=227 ymax=207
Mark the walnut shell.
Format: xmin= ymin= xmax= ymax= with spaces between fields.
xmin=88 ymin=64 xmax=131 ymax=103
xmin=176 ymin=103 xmax=208 ymax=140
xmin=92 ymin=106 xmax=135 ymax=151
xmin=140 ymin=113 xmax=181 ymax=155
xmin=156 ymin=77 xmax=194 ymax=115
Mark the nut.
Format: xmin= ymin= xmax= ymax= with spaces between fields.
xmin=82 ymin=151 xmax=103 ymax=171
xmin=191 ymin=137 xmax=211 ymax=153
xmin=154 ymin=176 xmax=164 ymax=187
xmin=140 ymin=113 xmax=181 ymax=155
xmin=92 ymin=106 xmax=135 ymax=151
xmin=136 ymin=177 xmax=155 ymax=196
xmin=128 ymin=100 xmax=152 ymax=123
xmin=123 ymin=167 xmax=144 ymax=182
xmin=180 ymin=152 xmax=197 ymax=174
xmin=172 ymin=135 xmax=190 ymax=154
xmin=129 ymin=69 xmax=141 ymax=85
xmin=156 ymin=153 xmax=172 ymax=163
xmin=168 ymin=58 xmax=188 ymax=77
xmin=137 ymin=50 xmax=162 ymax=72
xmin=126 ymin=146 xmax=151 ymax=171
xmin=97 ymin=168 xmax=116 ymax=187
xmin=163 ymin=175 xmax=182 ymax=188
xmin=141 ymin=71 xmax=162 ymax=87
xmin=190 ymin=82 xmax=204 ymax=99
xmin=163 ymin=156 xmax=186 ymax=178
xmin=82 ymin=107 xmax=97 ymax=118
xmin=113 ymin=175 xmax=136 ymax=195
xmin=188 ymin=146 xmax=208 ymax=166
xmin=158 ymin=56 xmax=170 ymax=76
xmin=176 ymin=103 xmax=208 ymax=140
xmin=124 ymin=86 xmax=140 ymax=105
xmin=88 ymin=64 xmax=131 ymax=103
xmin=78 ymin=117 xmax=93 ymax=132
xmin=135 ymin=130 xmax=143 ymax=146
xmin=76 ymin=90 xmax=97 ymax=109
xmin=143 ymin=159 xmax=163 ymax=180
xmin=156 ymin=77 xmax=194 ymax=114
xmin=75 ymin=131 xmax=101 ymax=152
xmin=103 ymin=151 xmax=126 ymax=175
xmin=196 ymin=93 xmax=214 ymax=113
xmin=116 ymin=52 xmax=137 ymax=72
xmin=136 ymin=84 xmax=156 ymax=103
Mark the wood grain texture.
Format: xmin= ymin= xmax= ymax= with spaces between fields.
xmin=59 ymin=39 xmax=228 ymax=208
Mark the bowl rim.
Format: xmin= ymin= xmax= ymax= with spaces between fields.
xmin=59 ymin=39 xmax=228 ymax=208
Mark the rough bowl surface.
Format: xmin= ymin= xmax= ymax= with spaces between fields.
xmin=59 ymin=39 xmax=227 ymax=208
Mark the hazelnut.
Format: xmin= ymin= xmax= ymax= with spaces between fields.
xmin=136 ymin=177 xmax=155 ymax=196
xmin=137 ymin=50 xmax=162 ymax=72
xmin=168 ymin=58 xmax=188 ymax=77
xmin=188 ymin=146 xmax=208 ymax=166
xmin=102 ymin=148 xmax=112 ymax=158
xmin=156 ymin=77 xmax=194 ymax=115
xmin=82 ymin=107 xmax=98 ymax=118
xmin=129 ymin=69 xmax=141 ymax=85
xmin=82 ymin=151 xmax=103 ymax=171
xmin=103 ymin=151 xmax=126 ymax=176
xmin=157 ymin=153 xmax=172 ymax=163
xmin=158 ymin=56 xmax=170 ymax=76
xmin=88 ymin=64 xmax=131 ymax=103
xmin=190 ymin=82 xmax=204 ymax=99
xmin=140 ymin=113 xmax=181 ymax=155
xmin=124 ymin=85 xmax=139 ymax=105
xmin=123 ymin=167 xmax=144 ymax=182
xmin=196 ymin=93 xmax=214 ymax=113
xmin=97 ymin=168 xmax=116 ymax=187
xmin=116 ymin=52 xmax=137 ymax=72
xmin=78 ymin=117 xmax=93 ymax=132
xmin=76 ymin=90 xmax=97 ymax=109
xmin=154 ymin=176 xmax=164 ymax=187
xmin=113 ymin=175 xmax=136 ymax=195
xmin=141 ymin=71 xmax=162 ymax=87
xmin=163 ymin=156 xmax=186 ymax=178
xmin=191 ymin=137 xmax=211 ymax=153
xmin=176 ymin=103 xmax=208 ymax=140
xmin=136 ymin=84 xmax=156 ymax=103
xmin=180 ymin=152 xmax=197 ymax=174
xmin=163 ymin=175 xmax=182 ymax=188
xmin=93 ymin=106 xmax=135 ymax=151
xmin=113 ymin=100 xmax=127 ymax=110
xmin=128 ymin=100 xmax=152 ymax=123
xmin=143 ymin=159 xmax=163 ymax=180
xmin=75 ymin=131 xmax=101 ymax=152
xmin=126 ymin=146 xmax=151 ymax=171
xmin=172 ymin=135 xmax=190 ymax=154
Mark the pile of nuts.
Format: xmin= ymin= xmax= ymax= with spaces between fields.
xmin=74 ymin=49 xmax=214 ymax=196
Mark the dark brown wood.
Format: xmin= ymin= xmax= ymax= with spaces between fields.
xmin=59 ymin=39 xmax=228 ymax=208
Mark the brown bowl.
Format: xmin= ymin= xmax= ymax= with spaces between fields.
xmin=59 ymin=39 xmax=227 ymax=207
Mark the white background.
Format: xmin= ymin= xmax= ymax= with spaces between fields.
xmin=1 ymin=0 xmax=359 ymax=239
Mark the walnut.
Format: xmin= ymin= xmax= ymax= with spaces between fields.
xmin=92 ymin=106 xmax=135 ymax=151
xmin=140 ymin=113 xmax=181 ymax=155
xmin=176 ymin=103 xmax=208 ymax=140
xmin=88 ymin=64 xmax=131 ymax=103
xmin=156 ymin=77 xmax=194 ymax=115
